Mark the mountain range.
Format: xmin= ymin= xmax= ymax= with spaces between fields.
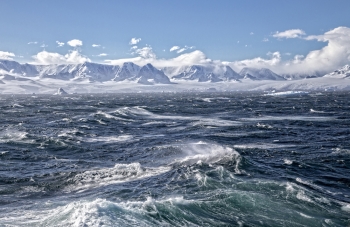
xmin=0 ymin=59 xmax=349 ymax=85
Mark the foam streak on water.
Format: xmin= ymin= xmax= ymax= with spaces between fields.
xmin=0 ymin=92 xmax=349 ymax=226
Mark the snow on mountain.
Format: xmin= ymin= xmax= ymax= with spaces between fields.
xmin=114 ymin=62 xmax=141 ymax=82
xmin=239 ymin=67 xmax=285 ymax=80
xmin=172 ymin=65 xmax=241 ymax=82
xmin=37 ymin=62 xmax=120 ymax=81
xmin=221 ymin=65 xmax=242 ymax=81
xmin=0 ymin=59 xmax=38 ymax=77
xmin=323 ymin=65 xmax=350 ymax=79
xmin=281 ymin=72 xmax=323 ymax=80
xmin=137 ymin=63 xmax=171 ymax=85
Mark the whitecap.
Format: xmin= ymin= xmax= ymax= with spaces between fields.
xmin=240 ymin=115 xmax=334 ymax=122
xmin=283 ymin=159 xmax=293 ymax=165
xmin=234 ymin=143 xmax=296 ymax=149
xmin=341 ymin=204 xmax=350 ymax=213
xmin=67 ymin=162 xmax=171 ymax=192
xmin=83 ymin=135 xmax=133 ymax=143
xmin=171 ymin=141 xmax=241 ymax=173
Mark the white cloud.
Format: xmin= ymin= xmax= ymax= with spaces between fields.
xmin=92 ymin=44 xmax=101 ymax=48
xmin=97 ymin=53 xmax=108 ymax=57
xmin=56 ymin=41 xmax=64 ymax=47
xmin=130 ymin=46 xmax=138 ymax=50
xmin=170 ymin=45 xmax=195 ymax=53
xmin=40 ymin=44 xmax=48 ymax=48
xmin=133 ymin=46 xmax=156 ymax=59
xmin=28 ymin=41 xmax=38 ymax=45
xmin=293 ymin=55 xmax=304 ymax=64
xmin=0 ymin=51 xmax=15 ymax=60
xmin=262 ymin=38 xmax=269 ymax=42
xmin=177 ymin=48 xmax=186 ymax=53
xmin=230 ymin=52 xmax=281 ymax=71
xmin=32 ymin=50 xmax=90 ymax=65
xmin=273 ymin=29 xmax=306 ymax=39
xmin=230 ymin=27 xmax=350 ymax=75
xmin=67 ymin=39 xmax=83 ymax=47
xmin=129 ymin=38 xmax=141 ymax=45
xmin=105 ymin=50 xmax=212 ymax=69
xmin=170 ymin=46 xmax=180 ymax=52
xmin=250 ymin=32 xmax=254 ymax=35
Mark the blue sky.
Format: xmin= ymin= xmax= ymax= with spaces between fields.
xmin=1 ymin=0 xmax=350 ymax=74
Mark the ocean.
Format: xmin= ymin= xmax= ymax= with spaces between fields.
xmin=0 ymin=91 xmax=349 ymax=226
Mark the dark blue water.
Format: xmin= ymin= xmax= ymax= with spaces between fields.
xmin=0 ymin=92 xmax=349 ymax=226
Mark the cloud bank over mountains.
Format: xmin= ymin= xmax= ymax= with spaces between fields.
xmin=1 ymin=27 xmax=350 ymax=76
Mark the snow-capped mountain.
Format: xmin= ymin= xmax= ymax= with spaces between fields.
xmin=0 ymin=59 xmax=38 ymax=77
xmin=281 ymin=72 xmax=323 ymax=80
xmin=239 ymin=67 xmax=285 ymax=80
xmin=137 ymin=63 xmax=171 ymax=85
xmin=172 ymin=65 xmax=241 ymax=82
xmin=323 ymin=65 xmax=350 ymax=79
xmin=37 ymin=62 xmax=120 ymax=81
xmin=114 ymin=62 xmax=140 ymax=82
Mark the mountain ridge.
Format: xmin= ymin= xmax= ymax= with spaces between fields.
xmin=1 ymin=59 xmax=349 ymax=84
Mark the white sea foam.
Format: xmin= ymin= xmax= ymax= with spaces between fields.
xmin=264 ymin=91 xmax=309 ymax=96
xmin=298 ymin=212 xmax=313 ymax=218
xmin=296 ymin=191 xmax=313 ymax=203
xmin=172 ymin=141 xmax=241 ymax=173
xmin=94 ymin=110 xmax=131 ymax=121
xmin=114 ymin=106 xmax=241 ymax=127
xmin=240 ymin=115 xmax=334 ymax=122
xmin=234 ymin=143 xmax=296 ymax=149
xmin=191 ymin=118 xmax=241 ymax=127
xmin=310 ymin=109 xmax=325 ymax=113
xmin=283 ymin=159 xmax=293 ymax=165
xmin=83 ymin=135 xmax=133 ymax=143
xmin=68 ymin=162 xmax=171 ymax=191
xmin=341 ymin=204 xmax=350 ymax=213
xmin=256 ymin=122 xmax=273 ymax=129
xmin=0 ymin=129 xmax=31 ymax=143
xmin=18 ymin=196 xmax=197 ymax=227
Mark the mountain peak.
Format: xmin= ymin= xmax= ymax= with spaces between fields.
xmin=239 ymin=67 xmax=284 ymax=80
xmin=323 ymin=64 xmax=350 ymax=79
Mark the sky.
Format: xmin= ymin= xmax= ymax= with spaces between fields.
xmin=1 ymin=0 xmax=350 ymax=74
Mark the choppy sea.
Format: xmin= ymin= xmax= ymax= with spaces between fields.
xmin=0 ymin=92 xmax=349 ymax=226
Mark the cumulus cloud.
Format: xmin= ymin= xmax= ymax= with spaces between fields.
xmin=230 ymin=52 xmax=282 ymax=71
xmin=67 ymin=39 xmax=83 ymax=47
xmin=273 ymin=29 xmax=306 ymax=39
xmin=28 ymin=41 xmax=38 ymax=45
xmin=56 ymin=41 xmax=64 ymax=47
xmin=170 ymin=46 xmax=180 ymax=52
xmin=97 ymin=53 xmax=108 ymax=57
xmin=129 ymin=38 xmax=141 ymax=45
xmin=133 ymin=46 xmax=156 ymax=59
xmin=32 ymin=50 xmax=90 ymax=65
xmin=0 ymin=51 xmax=15 ymax=60
xmin=105 ymin=49 xmax=212 ymax=69
xmin=92 ymin=44 xmax=101 ymax=48
xmin=230 ymin=27 xmax=350 ymax=75
xmin=262 ymin=38 xmax=269 ymax=42
xmin=101 ymin=27 xmax=350 ymax=75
